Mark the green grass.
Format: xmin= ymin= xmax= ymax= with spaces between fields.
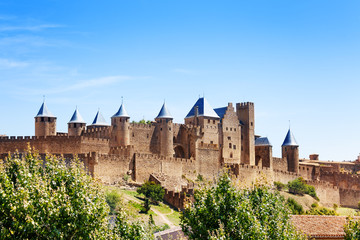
xmin=152 ymin=203 xmax=172 ymax=214
xmin=167 ymin=211 xmax=181 ymax=226
xmin=337 ymin=207 xmax=359 ymax=216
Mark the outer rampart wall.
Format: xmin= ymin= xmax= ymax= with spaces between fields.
xmin=134 ymin=153 xmax=196 ymax=183
xmin=307 ymin=180 xmax=340 ymax=207
xmin=0 ymin=136 xmax=109 ymax=154
xmin=90 ymin=153 xmax=132 ymax=184
xmin=339 ymin=189 xmax=360 ymax=208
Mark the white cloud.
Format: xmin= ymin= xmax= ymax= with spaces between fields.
xmin=0 ymin=58 xmax=29 ymax=68
xmin=0 ymin=24 xmax=62 ymax=32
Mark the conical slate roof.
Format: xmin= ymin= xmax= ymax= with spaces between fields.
xmin=156 ymin=103 xmax=173 ymax=119
xmin=68 ymin=108 xmax=85 ymax=124
xmin=282 ymin=129 xmax=298 ymax=146
xmin=35 ymin=101 xmax=55 ymax=118
xmin=112 ymin=103 xmax=129 ymax=118
xmin=255 ymin=137 xmax=272 ymax=146
xmin=185 ymin=97 xmax=220 ymax=119
xmin=91 ymin=110 xmax=109 ymax=126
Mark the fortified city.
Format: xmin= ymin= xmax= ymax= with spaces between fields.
xmin=1 ymin=98 xmax=359 ymax=210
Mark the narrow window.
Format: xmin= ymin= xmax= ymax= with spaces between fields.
xmin=213 ymin=120 xmax=215 ymax=124
xmin=226 ymin=127 xmax=228 ymax=131
xmin=229 ymin=143 xmax=232 ymax=148
xmin=251 ymin=122 xmax=253 ymax=126
xmin=234 ymin=128 xmax=236 ymax=131
xmin=208 ymin=119 xmax=210 ymax=123
xmin=230 ymin=153 xmax=233 ymax=158
xmin=227 ymin=136 xmax=231 ymax=140
xmin=230 ymin=128 xmax=232 ymax=131
xmin=241 ymin=135 xmax=243 ymax=140
xmin=210 ymin=141 xmax=213 ymax=144
xmin=233 ymin=145 xmax=236 ymax=149
xmin=132 ymin=133 xmax=135 ymax=137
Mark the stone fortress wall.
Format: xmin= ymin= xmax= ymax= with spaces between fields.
xmin=1 ymin=98 xmax=360 ymax=209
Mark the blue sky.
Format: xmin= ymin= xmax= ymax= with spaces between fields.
xmin=0 ymin=0 xmax=359 ymax=161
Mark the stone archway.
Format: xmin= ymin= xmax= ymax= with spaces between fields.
xmin=174 ymin=145 xmax=185 ymax=158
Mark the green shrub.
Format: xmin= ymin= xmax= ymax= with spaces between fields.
xmin=306 ymin=207 xmax=337 ymax=215
xmin=311 ymin=202 xmax=319 ymax=208
xmin=106 ymin=190 xmax=122 ymax=214
xmin=288 ymin=177 xmax=319 ymax=200
xmin=287 ymin=198 xmax=304 ymax=215
xmin=344 ymin=218 xmax=360 ymax=240
xmin=333 ymin=203 xmax=338 ymax=210
xmin=274 ymin=181 xmax=286 ymax=191
xmin=137 ymin=181 xmax=165 ymax=204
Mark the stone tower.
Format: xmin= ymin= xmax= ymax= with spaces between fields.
xmin=155 ymin=103 xmax=174 ymax=157
xmin=111 ymin=103 xmax=130 ymax=147
xmin=35 ymin=101 xmax=57 ymax=137
xmin=255 ymin=137 xmax=273 ymax=169
xmin=282 ymin=129 xmax=299 ymax=173
xmin=88 ymin=110 xmax=110 ymax=129
xmin=68 ymin=108 xmax=86 ymax=136
xmin=236 ymin=102 xmax=255 ymax=165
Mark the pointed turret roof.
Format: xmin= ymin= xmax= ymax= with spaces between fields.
xmin=282 ymin=129 xmax=298 ymax=146
xmin=255 ymin=137 xmax=272 ymax=146
xmin=35 ymin=101 xmax=55 ymax=118
xmin=156 ymin=103 xmax=173 ymax=119
xmin=90 ymin=110 xmax=109 ymax=126
xmin=112 ymin=103 xmax=130 ymax=118
xmin=68 ymin=108 xmax=85 ymax=124
xmin=185 ymin=97 xmax=220 ymax=119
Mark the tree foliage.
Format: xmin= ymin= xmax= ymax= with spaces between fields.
xmin=0 ymin=150 xmax=109 ymax=239
xmin=180 ymin=173 xmax=305 ymax=240
xmin=288 ymin=177 xmax=319 ymax=200
xmin=344 ymin=218 xmax=360 ymax=240
xmin=0 ymin=149 xmax=154 ymax=240
xmin=137 ymin=181 xmax=165 ymax=204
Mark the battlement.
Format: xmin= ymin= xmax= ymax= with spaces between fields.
xmin=135 ymin=153 xmax=194 ymax=163
xmin=236 ymin=102 xmax=254 ymax=108
xmin=130 ymin=123 xmax=154 ymax=129
xmin=198 ymin=142 xmax=219 ymax=150
xmin=83 ymin=126 xmax=110 ymax=134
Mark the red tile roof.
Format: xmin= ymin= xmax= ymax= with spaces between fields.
xmin=291 ymin=215 xmax=360 ymax=239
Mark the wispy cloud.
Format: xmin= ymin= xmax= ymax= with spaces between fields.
xmin=173 ymin=68 xmax=196 ymax=74
xmin=22 ymin=75 xmax=133 ymax=95
xmin=0 ymin=24 xmax=62 ymax=32
xmin=0 ymin=58 xmax=29 ymax=68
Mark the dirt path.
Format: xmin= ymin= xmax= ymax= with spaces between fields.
xmin=121 ymin=193 xmax=176 ymax=228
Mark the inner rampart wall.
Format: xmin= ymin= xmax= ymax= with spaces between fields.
xmin=273 ymin=157 xmax=287 ymax=172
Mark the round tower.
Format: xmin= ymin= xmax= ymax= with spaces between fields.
xmin=68 ymin=107 xmax=86 ymax=136
xmin=111 ymin=103 xmax=130 ymax=147
xmin=155 ymin=103 xmax=174 ymax=157
xmin=281 ymin=129 xmax=299 ymax=173
xmin=35 ymin=101 xmax=57 ymax=137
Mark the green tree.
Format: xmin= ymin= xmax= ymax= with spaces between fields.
xmin=137 ymin=181 xmax=165 ymax=204
xmin=180 ymin=173 xmax=305 ymax=240
xmin=0 ymin=150 xmax=109 ymax=239
xmin=106 ymin=190 xmax=122 ymax=214
xmin=344 ymin=217 xmax=360 ymax=240
xmin=0 ymin=149 xmax=153 ymax=240
xmin=288 ymin=177 xmax=319 ymax=200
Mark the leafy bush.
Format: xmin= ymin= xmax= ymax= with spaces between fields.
xmin=345 ymin=218 xmax=360 ymax=240
xmin=137 ymin=181 xmax=165 ymax=204
xmin=274 ymin=181 xmax=286 ymax=191
xmin=106 ymin=190 xmax=122 ymax=214
xmin=181 ymin=173 xmax=305 ymax=239
xmin=288 ymin=177 xmax=319 ymax=200
xmin=306 ymin=207 xmax=337 ymax=215
xmin=333 ymin=203 xmax=338 ymax=210
xmin=287 ymin=198 xmax=304 ymax=215
xmin=311 ymin=202 xmax=319 ymax=208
